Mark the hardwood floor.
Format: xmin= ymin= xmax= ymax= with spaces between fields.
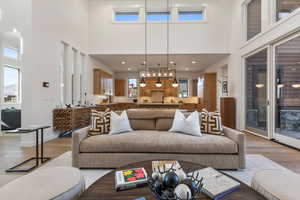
xmin=0 ymin=133 xmax=300 ymax=175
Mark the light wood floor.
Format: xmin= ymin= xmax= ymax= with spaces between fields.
xmin=0 ymin=133 xmax=300 ymax=174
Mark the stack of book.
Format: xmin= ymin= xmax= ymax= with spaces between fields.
xmin=115 ymin=168 xmax=148 ymax=191
xmin=189 ymin=167 xmax=240 ymax=200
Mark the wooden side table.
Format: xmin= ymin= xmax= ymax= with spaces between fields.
xmin=5 ymin=126 xmax=51 ymax=173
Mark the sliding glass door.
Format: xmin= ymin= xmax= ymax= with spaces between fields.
xmin=245 ymin=49 xmax=268 ymax=137
xmin=273 ymin=34 xmax=300 ymax=149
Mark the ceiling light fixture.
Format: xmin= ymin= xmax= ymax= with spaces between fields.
xmin=277 ymin=84 xmax=284 ymax=88
xmin=185 ymin=68 xmax=189 ymax=71
xmin=172 ymin=78 xmax=179 ymax=88
xmin=292 ymin=84 xmax=300 ymax=89
xmin=121 ymin=61 xmax=126 ymax=65
xmin=155 ymin=77 xmax=162 ymax=88
xmin=192 ymin=61 xmax=197 ymax=64
xmin=139 ymin=0 xmax=148 ymax=88
xmin=256 ymin=84 xmax=265 ymax=88
xmin=139 ymin=77 xmax=146 ymax=88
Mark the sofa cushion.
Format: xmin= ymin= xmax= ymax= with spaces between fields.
xmin=127 ymin=109 xmax=175 ymax=119
xmin=80 ymin=131 xmax=238 ymax=154
xmin=156 ymin=118 xmax=173 ymax=131
xmin=130 ymin=119 xmax=156 ymax=130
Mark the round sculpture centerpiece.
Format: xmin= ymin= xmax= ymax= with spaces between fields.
xmin=148 ymin=162 xmax=204 ymax=200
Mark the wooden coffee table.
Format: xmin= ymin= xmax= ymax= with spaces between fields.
xmin=78 ymin=161 xmax=267 ymax=200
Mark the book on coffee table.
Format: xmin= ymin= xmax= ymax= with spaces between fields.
xmin=152 ymin=160 xmax=182 ymax=173
xmin=189 ymin=167 xmax=240 ymax=200
xmin=115 ymin=168 xmax=148 ymax=191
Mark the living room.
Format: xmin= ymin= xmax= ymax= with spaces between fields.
xmin=0 ymin=0 xmax=300 ymax=199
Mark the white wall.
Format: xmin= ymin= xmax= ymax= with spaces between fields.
xmin=88 ymin=0 xmax=234 ymax=54
xmin=20 ymin=0 xmax=90 ymax=146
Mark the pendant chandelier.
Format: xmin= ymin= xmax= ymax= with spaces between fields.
xmin=139 ymin=0 xmax=177 ymax=88
xmin=139 ymin=0 xmax=148 ymax=88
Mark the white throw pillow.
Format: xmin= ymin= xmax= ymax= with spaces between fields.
xmin=109 ymin=111 xmax=133 ymax=135
xmin=169 ymin=110 xmax=202 ymax=137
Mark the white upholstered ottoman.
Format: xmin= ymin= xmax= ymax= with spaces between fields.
xmin=251 ymin=169 xmax=300 ymax=200
xmin=0 ymin=167 xmax=85 ymax=200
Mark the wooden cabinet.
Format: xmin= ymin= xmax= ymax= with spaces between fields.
xmin=93 ymin=69 xmax=113 ymax=95
xmin=163 ymin=80 xmax=178 ymax=97
xmin=139 ymin=79 xmax=155 ymax=97
xmin=192 ymin=79 xmax=198 ymax=96
xmin=220 ymin=97 xmax=236 ymax=129
xmin=203 ymin=73 xmax=217 ymax=112
xmin=115 ymin=79 xmax=126 ymax=96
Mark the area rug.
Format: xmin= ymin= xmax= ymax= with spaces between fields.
xmin=0 ymin=152 xmax=292 ymax=189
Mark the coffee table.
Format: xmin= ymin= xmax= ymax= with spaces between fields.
xmin=78 ymin=161 xmax=266 ymax=200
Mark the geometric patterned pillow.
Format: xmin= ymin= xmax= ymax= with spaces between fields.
xmin=200 ymin=109 xmax=223 ymax=135
xmin=89 ymin=109 xmax=111 ymax=136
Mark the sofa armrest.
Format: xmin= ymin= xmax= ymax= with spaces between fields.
xmin=222 ymin=126 xmax=246 ymax=169
xmin=72 ymin=126 xmax=90 ymax=168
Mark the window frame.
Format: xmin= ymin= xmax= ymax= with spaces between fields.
xmin=2 ymin=65 xmax=21 ymax=105
xmin=111 ymin=6 xmax=208 ymax=24
xmin=112 ymin=8 xmax=142 ymax=23
xmin=3 ymin=47 xmax=19 ymax=60
xmin=146 ymin=10 xmax=171 ymax=22
xmin=178 ymin=79 xmax=189 ymax=98
xmin=176 ymin=7 xmax=207 ymax=23
xmin=128 ymin=78 xmax=138 ymax=98
xmin=242 ymin=0 xmax=262 ymax=42
xmin=275 ymin=0 xmax=300 ymax=22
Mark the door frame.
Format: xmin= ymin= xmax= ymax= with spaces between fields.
xmin=242 ymin=45 xmax=271 ymax=139
xmin=271 ymin=32 xmax=300 ymax=149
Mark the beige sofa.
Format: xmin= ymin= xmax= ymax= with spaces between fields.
xmin=72 ymin=109 xmax=245 ymax=169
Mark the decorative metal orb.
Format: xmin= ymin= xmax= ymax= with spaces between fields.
xmin=151 ymin=172 xmax=160 ymax=181
xmin=163 ymin=172 xmax=180 ymax=188
xmin=175 ymin=169 xmax=187 ymax=182
xmin=174 ymin=184 xmax=192 ymax=200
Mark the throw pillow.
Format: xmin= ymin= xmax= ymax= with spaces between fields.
xmin=89 ymin=109 xmax=111 ymax=136
xmin=109 ymin=111 xmax=133 ymax=135
xmin=169 ymin=109 xmax=202 ymax=137
xmin=200 ymin=109 xmax=223 ymax=135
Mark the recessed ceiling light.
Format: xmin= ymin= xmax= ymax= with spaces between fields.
xmin=128 ymin=68 xmax=132 ymax=71
xmin=192 ymin=61 xmax=197 ymax=64
xmin=170 ymin=61 xmax=175 ymax=64
xmin=121 ymin=61 xmax=126 ymax=65
xmin=185 ymin=68 xmax=189 ymax=71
